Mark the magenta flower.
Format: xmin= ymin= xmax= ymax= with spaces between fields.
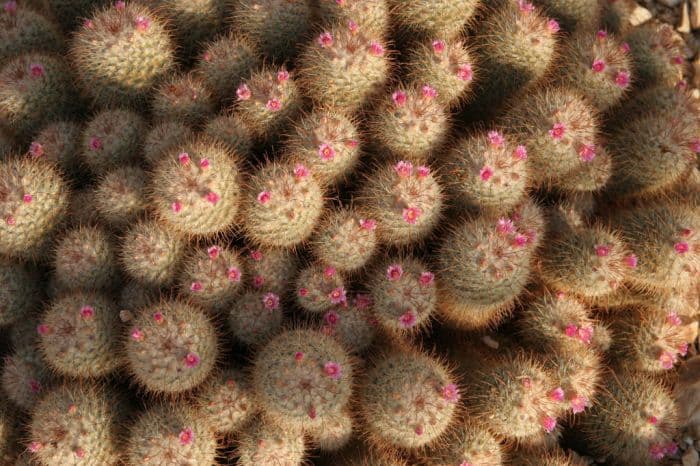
xmin=298 ymin=287 xmax=309 ymax=297
xmin=29 ymin=63 xmax=44 ymax=77
xmin=549 ymin=387 xmax=565 ymax=402
xmin=205 ymin=191 xmax=220 ymax=204
xmin=386 ymin=264 xmax=403 ymax=281
xmin=80 ymin=305 xmax=94 ymax=319
xmin=591 ymin=59 xmax=606 ymax=73
xmin=399 ymin=310 xmax=417 ymax=328
xmin=207 ymin=246 xmax=219 ymax=259
xmin=659 ymin=351 xmax=675 ymax=370
xmin=171 ymin=200 xmax=183 ymax=214
xmin=324 ymin=266 xmax=336 ymax=278
xmin=514 ymin=145 xmax=528 ymax=160
xmin=432 ymin=40 xmax=446 ymax=54
xmin=253 ymin=276 xmax=264 ymax=288
xmin=369 ymin=41 xmax=384 ymax=56
xmin=417 ymin=165 xmax=431 ymax=178
xmin=323 ymin=361 xmax=342 ymax=379
xmin=624 ymin=254 xmax=638 ymax=268
xmin=541 ymin=415 xmax=557 ymax=433
xmin=392 ymin=90 xmax=407 ymax=107
xmin=577 ymin=326 xmax=593 ymax=344
xmin=324 ymin=310 xmax=340 ymax=326
xmin=394 ymin=160 xmax=413 ymax=177
xmin=359 ymin=218 xmax=377 ymax=231
xmin=29 ymin=142 xmax=44 ymax=158
xmin=294 ymin=164 xmax=309 ymax=180
xmin=402 ymin=206 xmax=422 ymax=224
xmin=37 ymin=324 xmax=49 ymax=335
xmin=153 ymin=312 xmax=164 ymax=323
xmin=518 ymin=0 xmax=534 ymax=13
xmin=134 ymin=15 xmax=150 ymax=31
xmin=615 ymin=70 xmax=630 ymax=88
xmin=565 ymin=324 xmax=578 ymax=338
xmin=457 ymin=64 xmax=473 ymax=81
xmin=131 ymin=328 xmax=144 ymax=341
xmin=184 ymin=352 xmax=200 ymax=368
xmin=227 ymin=266 xmax=241 ymax=282
xmin=549 ymin=122 xmax=566 ymax=140
xmin=22 ymin=193 xmax=33 ymax=204
xmin=596 ymin=30 xmax=608 ymax=39
xmin=178 ymin=152 xmax=190 ymax=165
xmin=441 ymin=383 xmax=460 ymax=402
xmin=674 ymin=241 xmax=689 ymax=254
xmin=262 ymin=292 xmax=280 ymax=310
xmin=578 ymin=144 xmax=596 ymax=162
xmin=318 ymin=143 xmax=336 ymax=161
xmin=479 ymin=165 xmax=493 ymax=182
xmin=236 ymin=84 xmax=251 ymax=100
xmin=570 ymin=395 xmax=588 ymax=414
xmin=487 ymin=130 xmax=504 ymax=148
xmin=190 ymin=281 xmax=203 ymax=292
xmin=318 ymin=31 xmax=333 ymax=48
xmin=666 ymin=312 xmax=682 ymax=326
xmin=595 ymin=244 xmax=610 ymax=257
xmin=266 ymin=98 xmax=281 ymax=111
xmin=179 ymin=427 xmax=194 ymax=446
xmin=89 ymin=137 xmax=103 ymax=151
xmin=422 ymin=85 xmax=438 ymax=99
xmin=277 ymin=70 xmax=289 ymax=83
xmin=419 ymin=271 xmax=434 ymax=286
xmin=257 ymin=191 xmax=271 ymax=205
xmin=496 ymin=218 xmax=515 ymax=235
xmin=199 ymin=158 xmax=210 ymax=169
xmin=547 ymin=19 xmax=560 ymax=32
xmin=328 ymin=287 xmax=347 ymax=304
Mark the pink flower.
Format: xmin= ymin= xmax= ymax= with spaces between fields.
xmin=171 ymin=200 xmax=182 ymax=213
xmin=207 ymin=246 xmax=220 ymax=259
xmin=359 ymin=218 xmax=377 ymax=231
xmin=402 ymin=207 xmax=422 ymax=224
xmin=323 ymin=361 xmax=342 ymax=379
xmin=257 ymin=191 xmax=271 ymax=205
xmin=134 ymin=15 xmax=150 ymax=31
xmin=75 ymin=448 xmax=85 ymax=458
xmin=324 ymin=266 xmax=336 ymax=278
xmin=578 ymin=144 xmax=596 ymax=162
xmin=80 ymin=305 xmax=94 ymax=319
xmin=3 ymin=1 xmax=17 ymax=13
xmin=153 ymin=312 xmax=164 ymax=323
xmin=29 ymin=379 xmax=41 ymax=393
xmin=422 ymin=85 xmax=438 ymax=99
xmin=294 ymin=164 xmax=309 ymax=180
xmin=565 ymin=324 xmax=578 ymax=338
xmin=22 ymin=194 xmax=32 ymax=203
xmin=547 ymin=19 xmax=560 ymax=32
xmin=457 ymin=64 xmax=473 ymax=81
xmin=577 ymin=326 xmax=593 ymax=344
xmin=253 ymin=276 xmax=264 ymax=288
xmin=318 ymin=31 xmax=333 ymax=48
xmin=691 ymin=139 xmax=700 ymax=153
xmin=386 ymin=264 xmax=403 ymax=281
xmin=328 ymin=287 xmax=347 ymax=304
xmin=621 ymin=42 xmax=631 ymax=53
xmin=496 ymin=218 xmax=515 ymax=235
xmin=570 ymin=395 xmax=588 ymax=413
xmin=541 ymin=415 xmax=557 ymax=433
xmin=549 ymin=123 xmax=566 ymax=140
xmin=369 ymin=41 xmax=384 ymax=56
xmin=324 ymin=310 xmax=340 ymax=326
xmin=414 ymin=425 xmax=424 ymax=436
xmin=266 ymin=98 xmax=281 ymax=111
xmin=659 ymin=351 xmax=676 ymax=370
xmin=441 ymin=383 xmax=460 ymax=402
xmin=178 ymin=152 xmax=190 ymax=165
xmin=595 ymin=244 xmax=610 ymax=257
xmin=514 ymin=145 xmax=528 ymax=160
xmin=679 ymin=342 xmax=689 ymax=356
xmin=487 ymin=130 xmax=504 ymax=148
xmin=294 ymin=351 xmax=304 ymax=361
xmin=591 ymin=59 xmax=606 ymax=73
xmin=84 ymin=19 xmax=94 ymax=28
xmin=392 ymin=90 xmax=407 ymax=107
xmin=522 ymin=377 xmax=532 ymax=389
xmin=205 ymin=191 xmax=220 ymax=204
xmin=624 ymin=254 xmax=638 ymax=268
xmin=29 ymin=63 xmax=44 ymax=77
xmin=347 ymin=19 xmax=358 ymax=33
xmin=512 ymin=234 xmax=528 ymax=247
xmin=179 ymin=428 xmax=194 ymax=446
xmin=479 ymin=165 xmax=494 ymax=182
xmin=37 ymin=324 xmax=49 ymax=336
xmin=432 ymin=39 xmax=446 ymax=54
xmin=28 ymin=442 xmax=42 ymax=453
xmin=596 ymin=30 xmax=608 ymax=39
xmin=419 ymin=271 xmax=434 ymax=286
xmin=131 ymin=328 xmax=144 ymax=341
xmin=250 ymin=250 xmax=263 ymax=261
xmin=184 ymin=352 xmax=200 ymax=368
xmin=549 ymin=387 xmax=565 ymax=401
xmin=262 ymin=292 xmax=280 ymax=310
xmin=190 ymin=281 xmax=203 ymax=292
xmin=615 ymin=70 xmax=630 ymax=88
xmin=345 ymin=139 xmax=359 ymax=148
xmin=202 ymin=52 xmax=211 ymax=62
xmin=318 ymin=143 xmax=335 ymax=161
xmin=664 ymin=442 xmax=678 ymax=456
xmin=666 ymin=312 xmax=682 ymax=326
xmin=5 ymin=216 xmax=14 ymax=226
xmin=394 ymin=160 xmax=413 ymax=178
xmin=674 ymin=242 xmax=689 ymax=254
xmin=672 ymin=55 xmax=684 ymax=65
xmin=114 ymin=0 xmax=125 ymax=10
xmin=518 ymin=0 xmax=534 ymax=13
xmin=199 ymin=158 xmax=210 ymax=169
xmin=648 ymin=415 xmax=658 ymax=425
xmin=89 ymin=137 xmax=103 ymax=151
xmin=399 ymin=310 xmax=417 ymax=328
xmin=417 ymin=165 xmax=431 ymax=178
xmin=29 ymin=142 xmax=44 ymax=157
xmin=227 ymin=267 xmax=241 ymax=282
xmin=277 ymin=70 xmax=289 ymax=83
xmin=649 ymin=444 xmax=666 ymax=460
xmin=298 ymin=288 xmax=309 ymax=298
xmin=236 ymin=84 xmax=251 ymax=100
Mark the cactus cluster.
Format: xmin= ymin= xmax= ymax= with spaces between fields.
xmin=0 ymin=1 xmax=698 ymax=465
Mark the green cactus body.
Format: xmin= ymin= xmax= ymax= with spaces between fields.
xmin=178 ymin=244 xmax=244 ymax=312
xmin=359 ymin=160 xmax=443 ymax=247
xmin=360 ymin=347 xmax=459 ymax=449
xmin=310 ymin=208 xmax=377 ymax=273
xmin=52 ymin=225 xmax=118 ymax=292
xmin=579 ymin=371 xmax=679 ymax=465
xmin=532 ymin=0 xmax=600 ymax=32
xmin=143 ymin=121 xmax=195 ymax=166
xmin=242 ymin=161 xmax=324 ymax=249
xmin=436 ymin=200 xmax=544 ymax=330
xmin=151 ymin=72 xmax=214 ymax=126
xmin=1 ymin=5 xmax=64 ymax=72
xmin=70 ymin=2 xmax=175 ymax=107
xmin=406 ymin=37 xmax=475 ymax=108
xmin=0 ymin=261 xmax=40 ymax=326
xmin=285 ymin=111 xmax=361 ymax=187
xmin=228 ymin=290 xmax=284 ymax=346
xmin=81 ymin=108 xmax=145 ymax=175
xmin=307 ymin=409 xmax=353 ymax=452
xmin=316 ymin=0 xmax=389 ymax=37
xmin=0 ymin=156 xmax=69 ymax=260
xmin=388 ymin=0 xmax=479 ymax=39
xmin=296 ymin=263 xmax=347 ymax=313
xmin=420 ymin=419 xmax=504 ymax=466
xmin=127 ymin=404 xmax=217 ymax=465
xmin=194 ymin=33 xmax=258 ymax=105
xmin=235 ymin=419 xmax=306 ymax=466
xmin=94 ymin=165 xmax=148 ymax=228
xmin=195 ymin=368 xmax=257 ymax=435
xmin=441 ymin=129 xmax=529 ymax=215
xmin=243 ymin=247 xmax=298 ymax=295
xmin=318 ymin=294 xmax=377 ymax=354
xmin=120 ymin=219 xmax=187 ymax=287
xmin=38 ymin=291 xmax=121 ymax=378
xmin=368 ymin=256 xmax=436 ymax=334
xmin=1 ymin=345 xmax=52 ymax=410
xmin=625 ymin=23 xmax=685 ymax=88
xmin=28 ymin=121 xmax=82 ymax=177
xmin=151 ymin=138 xmax=242 ymax=237
xmin=298 ymin=21 xmax=390 ymax=112
xmin=28 ymin=384 xmax=123 ymax=465
xmin=202 ymin=113 xmax=254 ymax=158
xmin=231 ymin=0 xmax=312 ymax=61
xmin=125 ymin=299 xmax=218 ymax=394
xmin=0 ymin=53 xmax=78 ymax=140
xmin=252 ymin=329 xmax=354 ymax=429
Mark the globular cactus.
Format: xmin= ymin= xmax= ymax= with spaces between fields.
xmin=436 ymin=200 xmax=544 ymax=330
xmin=558 ymin=29 xmax=633 ymax=111
xmin=510 ymin=447 xmax=587 ymax=466
xmin=2 ymin=345 xmax=52 ymax=410
xmin=307 ymin=409 xmax=353 ymax=452
xmin=359 ymin=160 xmax=443 ymax=247
xmin=178 ymin=244 xmax=244 ymax=312
xmin=242 ymin=247 xmax=299 ymax=295
xmin=387 ymin=0 xmax=480 ymax=40
xmin=151 ymin=138 xmax=242 ymax=237
xmin=0 ymin=53 xmax=79 ymax=140
xmin=468 ymin=353 xmax=561 ymax=445
xmin=420 ymin=418 xmax=504 ymax=466
xmin=194 ymin=368 xmax=257 ymax=435
xmin=440 ymin=129 xmax=529 ymax=215
xmin=600 ymin=0 xmax=637 ymax=35
xmin=242 ymin=161 xmax=324 ymax=249
xmin=81 ymin=108 xmax=145 ymax=175
xmin=310 ymin=208 xmax=378 ymax=273
xmin=231 ymin=0 xmax=312 ymax=61
xmin=316 ymin=0 xmax=389 ymax=37
xmin=369 ymin=84 xmax=449 ymax=164
xmin=228 ymin=290 xmax=284 ymax=346
xmin=504 ymin=87 xmax=600 ymax=190
xmin=203 ymin=113 xmax=254 ymax=158
xmin=624 ymin=23 xmax=685 ymax=88
xmin=360 ymin=346 xmax=459 ymax=449
xmin=38 ymin=290 xmax=121 ymax=378
xmin=296 ymin=264 xmax=348 ymax=314
xmin=234 ymin=66 xmax=302 ymax=141
xmin=0 ymin=156 xmax=69 ymax=260
xmin=193 ymin=33 xmax=258 ymax=105
xmin=318 ymin=294 xmax=377 ymax=354
xmin=1 ymin=2 xmax=64 ymax=69
xmin=0 ymin=261 xmax=40 ymax=326
xmin=298 ymin=20 xmax=390 ymax=112
xmin=120 ymin=219 xmax=187 ymax=287
xmin=70 ymin=1 xmax=175 ymax=107
xmin=151 ymin=72 xmax=215 ymax=126
xmin=532 ymin=0 xmax=601 ymax=32
xmin=326 ymin=442 xmax=409 ymax=466
xmin=125 ymin=299 xmax=218 ymax=394
xmin=28 ymin=383 xmax=123 ymax=465
xmin=284 ymin=111 xmax=361 ymax=187
xmin=28 ymin=121 xmax=82 ymax=177
xmin=545 ymin=347 xmax=602 ymax=417
xmin=367 ymin=257 xmax=436 ymax=334
xmin=127 ymin=403 xmax=217 ymax=466
xmin=51 ymin=225 xmax=119 ymax=292
xmin=405 ymin=37 xmax=475 ymax=108
xmin=143 ymin=120 xmax=195 ymax=166
xmin=252 ymin=329 xmax=354 ymax=429
xmin=235 ymin=419 xmax=306 ymax=466
xmin=94 ymin=165 xmax=148 ymax=228
xmin=579 ymin=370 xmax=679 ymax=465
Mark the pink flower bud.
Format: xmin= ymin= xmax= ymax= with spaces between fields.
xmin=399 ymin=310 xmax=417 ymax=328
xmin=402 ymin=207 xmax=422 ymax=224
xmin=114 ymin=0 xmax=125 ymax=10
xmin=497 ymin=218 xmax=515 ymax=235
xmin=570 ymin=395 xmax=588 ymax=413
xmin=624 ymin=254 xmax=638 ymax=268
xmin=22 ymin=193 xmax=32 ymax=203
xmin=578 ymin=144 xmax=596 ymax=162
xmin=487 ymin=130 xmax=504 ymax=148
xmin=29 ymin=142 xmax=44 ymax=157
xmin=541 ymin=415 xmax=557 ymax=433
xmin=131 ymin=328 xmax=144 ymax=341
xmin=324 ymin=361 xmax=342 ymax=379
xmin=457 ymin=64 xmax=473 ymax=81
xmin=479 ymin=166 xmax=493 ymax=182
xmin=360 ymin=219 xmax=377 ymax=231
xmin=236 ymin=84 xmax=251 ymax=100
xmin=328 ymin=287 xmax=347 ymax=304
xmin=80 ymin=305 xmax=94 ymax=319
xmin=207 ymin=246 xmax=219 ymax=259
xmin=417 ymin=165 xmax=431 ymax=178
xmin=565 ymin=324 xmax=578 ymax=338
xmin=318 ymin=32 xmax=333 ymax=48
xmin=179 ymin=428 xmax=194 ymax=446
xmin=549 ymin=122 xmax=566 ymax=140
xmin=205 ymin=191 xmax=220 ymax=204
xmin=441 ymin=383 xmax=460 ymax=402
xmin=298 ymin=287 xmax=309 ymax=297
xmin=369 ymin=41 xmax=384 ymax=56
xmin=615 ymin=70 xmax=630 ymax=88
xmin=419 ymin=271 xmax=434 ymax=286
xmin=591 ymin=59 xmax=606 ymax=73
xmin=347 ymin=20 xmax=358 ymax=33
xmin=37 ymin=324 xmax=50 ymax=335
xmin=190 ymin=281 xmax=203 ymax=292
xmin=392 ymin=90 xmax=407 ymax=107
xmin=577 ymin=326 xmax=593 ymax=344
xmin=394 ymin=160 xmax=413 ymax=177
xmin=184 ymin=352 xmax=200 ymax=368
xmin=89 ymin=137 xmax=103 ymax=151
xmin=294 ymin=351 xmax=304 ymax=361
xmin=153 ymin=312 xmax=164 ymax=323
xmin=595 ymin=244 xmax=610 ymax=257
xmin=324 ymin=266 xmax=336 ymax=278
xmin=514 ymin=145 xmax=528 ymax=160
xmin=227 ymin=267 xmax=241 ymax=282
xmin=549 ymin=387 xmax=565 ymax=401
xmin=666 ymin=312 xmax=682 ymax=326
xmin=293 ymin=164 xmax=309 ymax=180
xmin=266 ymin=98 xmax=281 ymax=111
xmin=518 ymin=0 xmax=534 ymax=13
xmin=178 ymin=152 xmax=190 ymax=165
xmin=659 ymin=351 xmax=675 ymax=370
xmin=620 ymin=42 xmax=631 ymax=53
xmin=262 ymin=292 xmax=280 ymax=310
xmin=596 ymin=30 xmax=608 ymax=39
xmin=422 ymin=85 xmax=438 ymax=99
xmin=324 ymin=310 xmax=340 ymax=326
xmin=134 ymin=15 xmax=150 ymax=31
xmin=547 ymin=19 xmax=560 ymax=32
xmin=3 ymin=1 xmax=17 ymax=13
xmin=674 ymin=242 xmax=689 ymax=254
xmin=277 ymin=70 xmax=289 ymax=83
xmin=318 ymin=143 xmax=335 ymax=161
xmin=199 ymin=158 xmax=210 ymax=169
xmin=257 ymin=191 xmax=271 ymax=205
xmin=386 ymin=264 xmax=403 ymax=281
xmin=171 ymin=201 xmax=182 ymax=213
